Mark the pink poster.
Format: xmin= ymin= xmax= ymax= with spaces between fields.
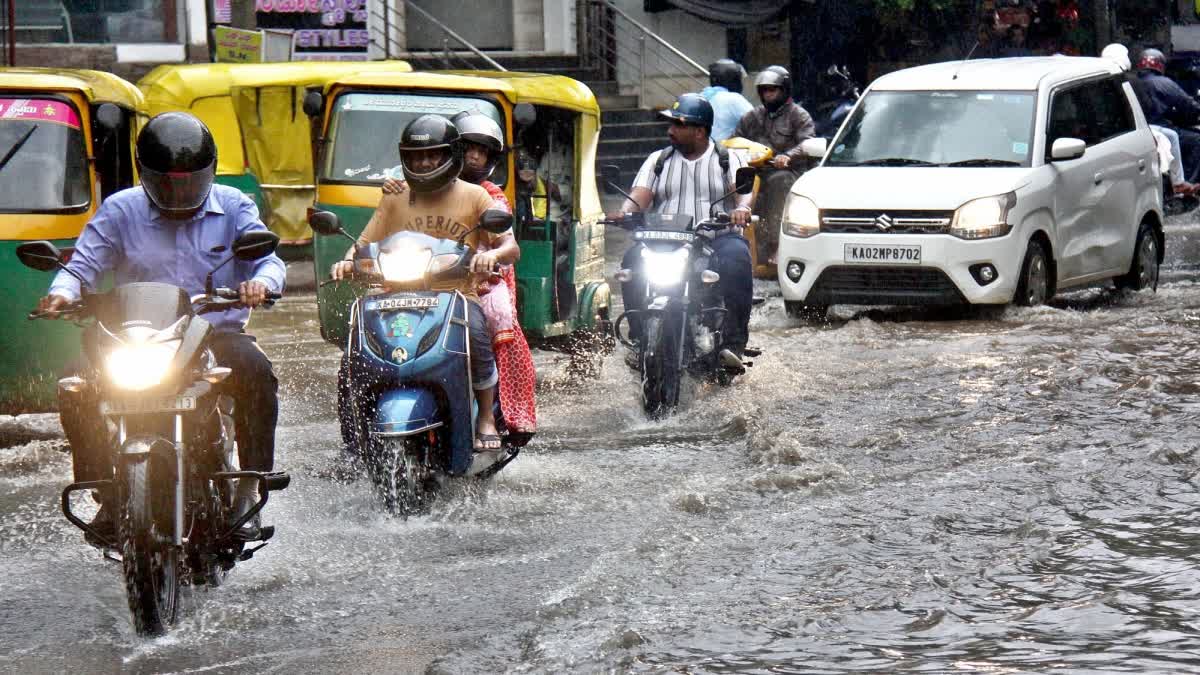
xmin=0 ymin=99 xmax=81 ymax=129
xmin=214 ymin=0 xmax=232 ymax=24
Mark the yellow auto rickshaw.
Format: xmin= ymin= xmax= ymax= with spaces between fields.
xmin=137 ymin=60 xmax=412 ymax=252
xmin=1 ymin=68 xmax=144 ymax=413
xmin=303 ymin=69 xmax=611 ymax=347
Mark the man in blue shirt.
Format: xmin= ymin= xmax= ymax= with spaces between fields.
xmin=38 ymin=112 xmax=286 ymax=541
xmin=700 ymin=59 xmax=754 ymax=142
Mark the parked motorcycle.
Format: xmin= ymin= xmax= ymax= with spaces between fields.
xmin=16 ymin=232 xmax=290 ymax=637
xmin=813 ymin=64 xmax=861 ymax=139
xmin=310 ymin=210 xmax=529 ymax=516
xmin=600 ymin=165 xmax=758 ymax=418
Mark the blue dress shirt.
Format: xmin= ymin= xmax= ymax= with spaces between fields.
xmin=701 ymin=85 xmax=754 ymax=142
xmin=49 ymin=184 xmax=287 ymax=333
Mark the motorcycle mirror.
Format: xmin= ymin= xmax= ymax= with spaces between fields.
xmin=232 ymin=231 xmax=280 ymax=261
xmin=513 ymin=103 xmax=537 ymax=129
xmin=599 ymin=164 xmax=622 ymax=195
xmin=734 ymin=167 xmax=755 ymax=194
xmin=302 ymin=90 xmax=324 ymax=118
xmin=479 ymin=209 xmax=514 ymax=234
xmin=15 ymin=240 xmax=64 ymax=272
xmin=309 ymin=210 xmax=341 ymax=236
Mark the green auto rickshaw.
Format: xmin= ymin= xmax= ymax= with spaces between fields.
xmin=138 ymin=60 xmax=412 ymax=254
xmin=1 ymin=68 xmax=143 ymax=413
xmin=304 ymin=69 xmax=611 ymax=348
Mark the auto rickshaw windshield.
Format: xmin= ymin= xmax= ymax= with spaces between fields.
xmin=323 ymin=92 xmax=506 ymax=186
xmin=0 ymin=97 xmax=90 ymax=213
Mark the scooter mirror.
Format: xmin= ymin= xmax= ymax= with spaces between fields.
xmin=734 ymin=166 xmax=755 ymax=194
xmin=302 ymin=90 xmax=324 ymax=118
xmin=599 ymin=164 xmax=622 ymax=194
xmin=232 ymin=230 xmax=280 ymax=261
xmin=308 ymin=210 xmax=342 ymax=236
xmin=479 ymin=209 xmax=514 ymax=234
xmin=15 ymin=240 xmax=63 ymax=272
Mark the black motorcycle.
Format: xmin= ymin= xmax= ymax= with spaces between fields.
xmin=813 ymin=64 xmax=861 ymax=139
xmin=600 ymin=166 xmax=756 ymax=417
xmin=16 ymin=232 xmax=290 ymax=637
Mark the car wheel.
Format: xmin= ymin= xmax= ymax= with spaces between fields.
xmin=1014 ymin=239 xmax=1049 ymax=307
xmin=785 ymin=300 xmax=828 ymax=321
xmin=1116 ymin=222 xmax=1159 ymax=292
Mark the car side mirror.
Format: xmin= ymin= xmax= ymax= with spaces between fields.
xmin=303 ymin=90 xmax=324 ymax=118
xmin=599 ymin=164 xmax=622 ymax=195
xmin=479 ymin=208 xmax=514 ymax=234
xmin=1050 ymin=137 xmax=1086 ymax=161
xmin=15 ymin=240 xmax=64 ymax=272
xmin=734 ymin=166 xmax=755 ymax=194
xmin=801 ymin=137 xmax=828 ymax=159
xmin=232 ymin=230 xmax=280 ymax=261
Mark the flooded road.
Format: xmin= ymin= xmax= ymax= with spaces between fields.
xmin=7 ymin=218 xmax=1200 ymax=672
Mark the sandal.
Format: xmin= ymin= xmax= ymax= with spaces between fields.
xmin=474 ymin=433 xmax=503 ymax=451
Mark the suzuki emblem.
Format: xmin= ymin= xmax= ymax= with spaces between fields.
xmin=874 ymin=213 xmax=895 ymax=231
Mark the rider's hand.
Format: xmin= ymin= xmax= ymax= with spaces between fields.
xmin=472 ymin=250 xmax=499 ymax=274
xmin=382 ymin=178 xmax=407 ymax=196
xmin=731 ymin=206 xmax=752 ymax=226
xmin=331 ymin=260 xmax=354 ymax=281
xmin=772 ymin=155 xmax=791 ymax=169
xmin=239 ymin=280 xmax=270 ymax=308
xmin=606 ymin=211 xmax=629 ymax=221
xmin=37 ymin=293 xmax=71 ymax=315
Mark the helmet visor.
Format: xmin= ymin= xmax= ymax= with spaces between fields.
xmin=140 ymin=161 xmax=214 ymax=213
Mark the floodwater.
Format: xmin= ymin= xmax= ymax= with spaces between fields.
xmin=7 ymin=218 xmax=1200 ymax=673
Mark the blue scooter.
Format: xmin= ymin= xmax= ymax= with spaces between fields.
xmin=310 ymin=210 xmax=529 ymax=515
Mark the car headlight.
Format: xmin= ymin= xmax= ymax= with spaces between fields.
xmin=378 ymin=247 xmax=433 ymax=282
xmin=642 ymin=247 xmax=690 ymax=287
xmin=106 ymin=338 xmax=182 ymax=391
xmin=951 ymin=192 xmax=1015 ymax=240
xmin=782 ymin=194 xmax=820 ymax=238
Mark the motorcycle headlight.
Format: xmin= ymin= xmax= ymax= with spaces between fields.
xmin=951 ymin=192 xmax=1015 ymax=240
xmin=782 ymin=194 xmax=820 ymax=238
xmin=105 ymin=337 xmax=182 ymax=391
xmin=642 ymin=247 xmax=690 ymax=287
xmin=378 ymin=246 xmax=433 ymax=282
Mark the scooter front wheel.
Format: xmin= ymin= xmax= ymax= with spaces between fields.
xmin=374 ymin=438 xmax=436 ymax=518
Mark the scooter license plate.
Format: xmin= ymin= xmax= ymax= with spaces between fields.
xmin=844 ymin=244 xmax=922 ymax=265
xmin=376 ymin=296 xmax=439 ymax=310
xmin=100 ymin=396 xmax=197 ymax=416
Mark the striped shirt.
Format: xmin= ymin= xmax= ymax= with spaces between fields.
xmin=632 ymin=141 xmax=747 ymax=223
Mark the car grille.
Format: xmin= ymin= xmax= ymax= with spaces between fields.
xmin=820 ymin=209 xmax=954 ymax=234
xmin=808 ymin=265 xmax=965 ymax=306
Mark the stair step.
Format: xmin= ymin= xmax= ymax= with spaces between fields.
xmin=599 ymin=119 xmax=668 ymax=140
xmin=597 ymin=137 xmax=665 ymax=157
xmin=601 ymin=108 xmax=665 ymax=124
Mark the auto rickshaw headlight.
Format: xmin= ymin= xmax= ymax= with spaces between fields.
xmin=781 ymin=194 xmax=820 ymax=238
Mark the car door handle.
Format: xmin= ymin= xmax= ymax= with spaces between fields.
xmin=1094 ymin=172 xmax=1103 ymax=185
xmin=1138 ymin=159 xmax=1146 ymax=172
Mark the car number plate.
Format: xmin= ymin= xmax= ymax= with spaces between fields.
xmin=101 ymin=396 xmax=197 ymax=416
xmin=844 ymin=244 xmax=922 ymax=265
xmin=376 ymin=296 xmax=440 ymax=310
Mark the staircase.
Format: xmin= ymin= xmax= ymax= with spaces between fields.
xmin=596 ymin=108 xmax=668 ymax=192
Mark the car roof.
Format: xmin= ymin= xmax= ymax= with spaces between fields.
xmin=870 ymin=56 xmax=1121 ymax=92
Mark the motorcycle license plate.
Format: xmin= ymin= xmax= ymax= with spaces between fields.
xmin=100 ymin=396 xmax=197 ymax=416
xmin=844 ymin=244 xmax=922 ymax=265
xmin=376 ymin=296 xmax=439 ymax=310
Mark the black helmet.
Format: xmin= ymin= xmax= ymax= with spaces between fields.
xmin=708 ymin=58 xmax=746 ymax=94
xmin=450 ymin=111 xmax=504 ymax=183
xmin=398 ymin=114 xmax=462 ymax=193
xmin=755 ymin=65 xmax=792 ymax=112
xmin=136 ymin=112 xmax=216 ymax=217
xmin=659 ymin=93 xmax=714 ymax=132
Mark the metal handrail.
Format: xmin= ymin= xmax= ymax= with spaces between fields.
xmin=399 ymin=1 xmax=506 ymax=71
xmin=593 ymin=0 xmax=708 ymax=78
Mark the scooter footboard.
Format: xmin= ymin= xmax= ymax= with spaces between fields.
xmin=372 ymin=388 xmax=444 ymax=436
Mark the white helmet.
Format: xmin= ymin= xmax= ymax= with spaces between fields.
xmin=1101 ymin=43 xmax=1131 ymax=72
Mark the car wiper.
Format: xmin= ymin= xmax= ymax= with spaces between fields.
xmin=942 ymin=158 xmax=1022 ymax=167
xmin=854 ymin=157 xmax=936 ymax=166
xmin=0 ymin=125 xmax=37 ymax=175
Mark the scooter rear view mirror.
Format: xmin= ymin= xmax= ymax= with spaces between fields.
xmin=479 ymin=209 xmax=514 ymax=234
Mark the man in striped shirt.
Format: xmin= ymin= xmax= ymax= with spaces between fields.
xmin=609 ymin=93 xmax=755 ymax=371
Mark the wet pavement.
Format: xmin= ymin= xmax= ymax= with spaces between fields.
xmin=7 ymin=217 xmax=1200 ymax=672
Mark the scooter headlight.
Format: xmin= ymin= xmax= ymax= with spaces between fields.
xmin=378 ymin=246 xmax=433 ymax=282
xmin=105 ymin=334 xmax=182 ymax=391
xmin=642 ymin=247 xmax=690 ymax=287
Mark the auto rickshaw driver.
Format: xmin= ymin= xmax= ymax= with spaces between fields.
xmin=330 ymin=114 xmax=521 ymax=450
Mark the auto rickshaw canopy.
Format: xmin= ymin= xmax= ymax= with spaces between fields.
xmin=0 ymin=67 xmax=144 ymax=109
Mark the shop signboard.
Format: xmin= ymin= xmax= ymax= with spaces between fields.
xmin=255 ymin=1 xmax=369 ymax=62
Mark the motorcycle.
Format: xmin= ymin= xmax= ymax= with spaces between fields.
xmin=309 ymin=210 xmax=530 ymax=516
xmin=15 ymin=232 xmax=290 ymax=637
xmin=599 ymin=165 xmax=758 ymax=418
xmin=813 ymin=64 xmax=861 ymax=140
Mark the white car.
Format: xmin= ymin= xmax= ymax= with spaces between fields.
xmin=777 ymin=56 xmax=1164 ymax=316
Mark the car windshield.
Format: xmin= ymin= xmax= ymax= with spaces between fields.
xmin=0 ymin=98 xmax=90 ymax=213
xmin=824 ymin=90 xmax=1036 ymax=168
xmin=322 ymin=92 xmax=506 ymax=186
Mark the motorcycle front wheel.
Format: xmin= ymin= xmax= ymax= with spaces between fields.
xmin=641 ymin=314 xmax=681 ymax=418
xmin=119 ymin=455 xmax=180 ymax=636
